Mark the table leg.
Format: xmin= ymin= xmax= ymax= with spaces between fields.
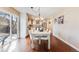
xmin=48 ymin=35 xmax=50 ymax=49
xmin=31 ymin=40 xmax=34 ymax=48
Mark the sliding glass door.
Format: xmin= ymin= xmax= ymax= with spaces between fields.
xmin=12 ymin=16 xmax=17 ymax=40
xmin=0 ymin=12 xmax=10 ymax=46
xmin=0 ymin=12 xmax=19 ymax=47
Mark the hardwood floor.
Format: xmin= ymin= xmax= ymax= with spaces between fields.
xmin=25 ymin=34 xmax=77 ymax=52
xmin=26 ymin=37 xmax=49 ymax=52
xmin=0 ymin=34 xmax=77 ymax=52
xmin=51 ymin=36 xmax=77 ymax=52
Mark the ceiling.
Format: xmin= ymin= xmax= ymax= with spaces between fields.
xmin=14 ymin=7 xmax=63 ymax=17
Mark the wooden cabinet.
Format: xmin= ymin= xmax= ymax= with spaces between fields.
xmin=26 ymin=13 xmax=53 ymax=37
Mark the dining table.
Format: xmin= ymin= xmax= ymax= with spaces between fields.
xmin=29 ymin=31 xmax=51 ymax=49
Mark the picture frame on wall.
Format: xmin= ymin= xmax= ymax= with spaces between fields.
xmin=58 ymin=15 xmax=64 ymax=24
xmin=54 ymin=15 xmax=64 ymax=24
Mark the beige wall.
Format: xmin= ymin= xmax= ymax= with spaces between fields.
xmin=20 ymin=13 xmax=27 ymax=38
xmin=53 ymin=7 xmax=79 ymax=51
xmin=0 ymin=7 xmax=20 ymax=16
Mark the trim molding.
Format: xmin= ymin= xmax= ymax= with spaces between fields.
xmin=53 ymin=34 xmax=79 ymax=51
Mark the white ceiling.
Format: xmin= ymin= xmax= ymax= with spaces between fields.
xmin=14 ymin=7 xmax=63 ymax=17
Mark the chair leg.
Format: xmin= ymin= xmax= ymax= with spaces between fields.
xmin=39 ymin=40 xmax=41 ymax=45
xmin=31 ymin=40 xmax=34 ymax=49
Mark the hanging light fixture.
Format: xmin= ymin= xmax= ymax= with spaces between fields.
xmin=30 ymin=7 xmax=40 ymax=17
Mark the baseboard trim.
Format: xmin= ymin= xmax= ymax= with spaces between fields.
xmin=53 ymin=34 xmax=79 ymax=51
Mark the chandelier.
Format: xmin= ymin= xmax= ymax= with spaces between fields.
xmin=30 ymin=7 xmax=40 ymax=17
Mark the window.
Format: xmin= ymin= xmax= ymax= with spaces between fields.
xmin=0 ymin=12 xmax=10 ymax=45
xmin=12 ymin=15 xmax=18 ymax=40
xmin=0 ymin=12 xmax=19 ymax=47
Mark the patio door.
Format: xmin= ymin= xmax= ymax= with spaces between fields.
xmin=11 ymin=15 xmax=18 ymax=41
xmin=0 ymin=12 xmax=19 ymax=47
xmin=0 ymin=12 xmax=10 ymax=46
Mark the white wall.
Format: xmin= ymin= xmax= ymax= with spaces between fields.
xmin=53 ymin=8 xmax=79 ymax=51
xmin=20 ymin=13 xmax=27 ymax=39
